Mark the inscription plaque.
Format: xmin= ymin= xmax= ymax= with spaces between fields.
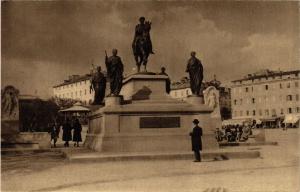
xmin=140 ymin=117 xmax=180 ymax=128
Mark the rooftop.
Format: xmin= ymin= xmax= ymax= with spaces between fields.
xmin=53 ymin=71 xmax=107 ymax=88
xmin=232 ymin=69 xmax=300 ymax=83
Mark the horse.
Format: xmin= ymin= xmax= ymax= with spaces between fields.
xmin=132 ymin=21 xmax=152 ymax=73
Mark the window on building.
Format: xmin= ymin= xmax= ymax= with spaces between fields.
xmin=240 ymin=99 xmax=243 ymax=105
xmin=234 ymin=111 xmax=238 ymax=117
xmin=265 ymin=85 xmax=269 ymax=90
xmin=296 ymin=94 xmax=299 ymax=101
xmin=251 ymin=86 xmax=253 ymax=92
xmin=279 ymin=83 xmax=282 ymax=89
xmin=297 ymin=107 xmax=300 ymax=113
xmin=287 ymin=95 xmax=292 ymax=101
xmin=252 ymin=98 xmax=255 ymax=104
xmin=287 ymin=82 xmax=290 ymax=88
xmin=271 ymin=109 xmax=276 ymax=116
xmin=245 ymin=87 xmax=248 ymax=92
xmin=288 ymin=108 xmax=292 ymax=114
xmin=85 ymin=89 xmax=87 ymax=95
xmin=259 ymin=109 xmax=262 ymax=116
xmin=246 ymin=111 xmax=249 ymax=116
xmin=295 ymin=82 xmax=299 ymax=88
xmin=280 ymin=108 xmax=284 ymax=115
xmin=265 ymin=109 xmax=269 ymax=116
xmin=252 ymin=110 xmax=256 ymax=116
xmin=234 ymin=100 xmax=237 ymax=105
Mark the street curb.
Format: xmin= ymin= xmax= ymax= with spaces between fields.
xmin=64 ymin=151 xmax=261 ymax=163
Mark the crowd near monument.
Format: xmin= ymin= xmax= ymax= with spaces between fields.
xmin=84 ymin=16 xmax=218 ymax=152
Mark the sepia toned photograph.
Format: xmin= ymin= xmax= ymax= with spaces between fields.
xmin=1 ymin=1 xmax=299 ymax=192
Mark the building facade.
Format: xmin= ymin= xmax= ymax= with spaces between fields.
xmin=231 ymin=69 xmax=300 ymax=126
xmin=53 ymin=74 xmax=94 ymax=104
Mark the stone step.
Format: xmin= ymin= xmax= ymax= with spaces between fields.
xmin=63 ymin=150 xmax=260 ymax=163
xmin=1 ymin=142 xmax=39 ymax=149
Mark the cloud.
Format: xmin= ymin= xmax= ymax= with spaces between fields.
xmin=1 ymin=2 xmax=298 ymax=98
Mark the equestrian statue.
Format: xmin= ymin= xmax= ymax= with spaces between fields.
xmin=132 ymin=16 xmax=154 ymax=73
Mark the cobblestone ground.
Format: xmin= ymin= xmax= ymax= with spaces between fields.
xmin=1 ymin=129 xmax=299 ymax=192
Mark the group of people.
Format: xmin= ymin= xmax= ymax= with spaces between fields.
xmin=215 ymin=125 xmax=252 ymax=143
xmin=48 ymin=118 xmax=83 ymax=148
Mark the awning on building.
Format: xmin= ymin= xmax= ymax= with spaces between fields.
xmin=260 ymin=117 xmax=277 ymax=122
xmin=283 ymin=114 xmax=300 ymax=124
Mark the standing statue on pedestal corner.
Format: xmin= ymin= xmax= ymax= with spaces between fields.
xmin=186 ymin=51 xmax=204 ymax=96
xmin=132 ymin=16 xmax=154 ymax=73
xmin=105 ymin=49 xmax=124 ymax=96
xmin=90 ymin=66 xmax=106 ymax=105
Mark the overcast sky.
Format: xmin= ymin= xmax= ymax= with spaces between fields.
xmin=2 ymin=1 xmax=299 ymax=99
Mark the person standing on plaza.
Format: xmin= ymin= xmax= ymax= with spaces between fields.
xmin=189 ymin=119 xmax=203 ymax=162
xmin=62 ymin=118 xmax=72 ymax=147
xmin=49 ymin=122 xmax=60 ymax=148
xmin=72 ymin=118 xmax=82 ymax=147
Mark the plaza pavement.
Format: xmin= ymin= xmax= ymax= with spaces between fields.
xmin=1 ymin=129 xmax=299 ymax=192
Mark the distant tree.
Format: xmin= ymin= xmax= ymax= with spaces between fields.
xmin=19 ymin=98 xmax=61 ymax=132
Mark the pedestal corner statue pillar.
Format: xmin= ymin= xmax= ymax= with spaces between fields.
xmin=105 ymin=96 xmax=122 ymax=106
xmin=186 ymin=95 xmax=205 ymax=105
xmin=203 ymin=86 xmax=222 ymax=129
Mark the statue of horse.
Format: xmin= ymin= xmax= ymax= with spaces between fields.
xmin=132 ymin=21 xmax=152 ymax=73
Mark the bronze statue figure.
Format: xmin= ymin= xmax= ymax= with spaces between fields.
xmin=105 ymin=49 xmax=124 ymax=96
xmin=158 ymin=67 xmax=171 ymax=94
xmin=132 ymin=16 xmax=154 ymax=73
xmin=186 ymin=51 xmax=204 ymax=96
xmin=90 ymin=66 xmax=106 ymax=105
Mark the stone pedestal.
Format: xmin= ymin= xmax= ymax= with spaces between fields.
xmin=85 ymin=73 xmax=218 ymax=153
xmin=105 ymin=96 xmax=122 ymax=106
xmin=186 ymin=95 xmax=204 ymax=105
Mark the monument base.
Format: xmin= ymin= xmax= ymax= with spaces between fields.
xmin=85 ymin=73 xmax=218 ymax=153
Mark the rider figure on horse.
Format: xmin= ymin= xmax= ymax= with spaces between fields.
xmin=132 ymin=17 xmax=154 ymax=72
xmin=132 ymin=16 xmax=154 ymax=55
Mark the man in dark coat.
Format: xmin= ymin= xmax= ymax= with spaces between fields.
xmin=189 ymin=119 xmax=203 ymax=162
xmin=49 ymin=122 xmax=60 ymax=148
xmin=72 ymin=118 xmax=82 ymax=147
xmin=62 ymin=118 xmax=72 ymax=147
xmin=186 ymin=51 xmax=204 ymax=96
xmin=105 ymin=49 xmax=124 ymax=96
